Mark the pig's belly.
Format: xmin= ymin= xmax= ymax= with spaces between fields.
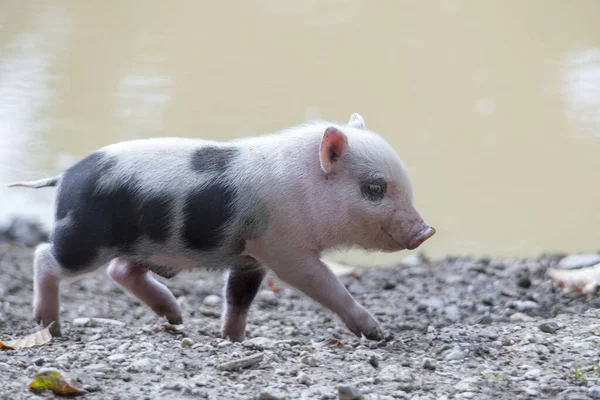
xmin=137 ymin=254 xmax=198 ymax=279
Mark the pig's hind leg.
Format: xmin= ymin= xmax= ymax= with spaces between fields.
xmin=107 ymin=258 xmax=182 ymax=325
xmin=32 ymin=243 xmax=64 ymax=337
xmin=221 ymin=262 xmax=266 ymax=342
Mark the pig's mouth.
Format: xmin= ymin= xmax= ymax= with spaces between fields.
xmin=381 ymin=228 xmax=405 ymax=250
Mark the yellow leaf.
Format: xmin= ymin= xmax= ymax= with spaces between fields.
xmin=0 ymin=323 xmax=53 ymax=351
xmin=28 ymin=370 xmax=86 ymax=396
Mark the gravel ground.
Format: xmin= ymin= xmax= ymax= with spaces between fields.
xmin=1 ymin=239 xmax=600 ymax=400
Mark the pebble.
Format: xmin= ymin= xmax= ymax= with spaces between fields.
xmin=203 ymin=295 xmax=222 ymax=306
xmin=589 ymin=386 xmax=600 ymax=399
xmin=242 ymin=337 xmax=274 ymax=350
xmin=377 ymin=365 xmax=413 ymax=382
xmin=259 ymin=389 xmax=288 ymax=400
xmin=524 ymin=387 xmax=539 ymax=396
xmin=517 ymin=276 xmax=532 ymax=289
xmin=422 ymin=358 xmax=436 ymax=370
xmin=524 ymin=369 xmax=541 ymax=380
xmin=509 ymin=312 xmax=534 ymax=323
xmin=444 ymin=305 xmax=461 ymax=322
xmin=508 ymin=300 xmax=539 ymax=312
xmin=129 ymin=358 xmax=154 ymax=372
xmin=181 ymin=338 xmax=194 ymax=348
xmin=538 ymin=322 xmax=559 ymax=334
xmin=445 ymin=348 xmax=466 ymax=361
xmin=558 ymin=254 xmax=600 ymax=269
xmin=338 ymin=384 xmax=363 ymax=400
xmin=300 ymin=355 xmax=319 ymax=367
xmin=72 ymin=317 xmax=126 ymax=327
xmin=107 ymin=353 xmax=127 ymax=362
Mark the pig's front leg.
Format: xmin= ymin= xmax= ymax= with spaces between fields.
xmin=269 ymin=254 xmax=383 ymax=341
xmin=221 ymin=262 xmax=266 ymax=342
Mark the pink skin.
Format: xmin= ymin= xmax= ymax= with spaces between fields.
xmin=107 ymin=259 xmax=182 ymax=325
xmin=32 ymin=244 xmax=62 ymax=337
xmin=222 ymin=312 xmax=247 ymax=342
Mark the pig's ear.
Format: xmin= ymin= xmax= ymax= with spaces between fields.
xmin=348 ymin=113 xmax=366 ymax=130
xmin=319 ymin=127 xmax=348 ymax=175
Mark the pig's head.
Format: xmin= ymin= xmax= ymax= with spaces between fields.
xmin=318 ymin=113 xmax=435 ymax=252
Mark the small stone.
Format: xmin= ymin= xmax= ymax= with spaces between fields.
xmin=368 ymin=355 xmax=379 ymax=368
xmin=300 ymin=355 xmax=319 ymax=367
xmin=510 ymin=312 xmax=534 ymax=323
xmin=258 ymin=290 xmax=279 ymax=306
xmin=557 ymin=254 xmax=600 ymax=269
xmin=129 ymin=358 xmax=153 ymax=372
xmin=297 ymin=372 xmax=312 ymax=386
xmin=422 ymin=358 xmax=436 ymax=370
xmin=392 ymin=391 xmax=409 ymax=399
xmin=242 ymin=337 xmax=274 ymax=350
xmin=377 ymin=365 xmax=413 ymax=382
xmin=443 ymin=305 xmax=461 ymax=322
xmin=203 ymin=295 xmax=221 ymax=307
xmin=73 ymin=317 xmax=91 ymax=327
xmin=517 ymin=276 xmax=532 ymax=289
xmin=475 ymin=315 xmax=493 ymax=325
xmin=588 ymin=386 xmax=600 ymax=399
xmin=538 ymin=322 xmax=559 ymax=334
xmin=181 ymin=338 xmax=194 ymax=348
xmin=259 ymin=389 xmax=288 ymax=400
xmin=454 ymin=379 xmax=477 ymax=392
xmin=508 ymin=300 xmax=539 ymax=312
xmin=32 ymin=357 xmax=45 ymax=366
xmin=338 ymin=384 xmax=363 ymax=400
xmin=524 ymin=369 xmax=541 ymax=380
xmin=107 ymin=354 xmax=127 ymax=362
xmin=445 ymin=348 xmax=466 ymax=361
xmin=524 ymin=387 xmax=539 ymax=397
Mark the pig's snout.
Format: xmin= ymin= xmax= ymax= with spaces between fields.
xmin=407 ymin=225 xmax=436 ymax=250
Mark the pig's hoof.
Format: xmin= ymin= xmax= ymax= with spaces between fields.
xmin=151 ymin=303 xmax=183 ymax=325
xmin=166 ymin=313 xmax=183 ymax=325
xmin=345 ymin=307 xmax=384 ymax=341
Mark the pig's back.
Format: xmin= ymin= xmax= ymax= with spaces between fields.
xmin=50 ymin=138 xmax=260 ymax=274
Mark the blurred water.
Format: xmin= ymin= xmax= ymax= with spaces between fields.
xmin=0 ymin=1 xmax=598 ymax=264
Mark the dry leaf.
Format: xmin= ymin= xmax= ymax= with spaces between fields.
xmin=0 ymin=323 xmax=53 ymax=350
xmin=313 ymin=338 xmax=344 ymax=348
xmin=267 ymin=279 xmax=281 ymax=294
xmin=548 ymin=263 xmax=600 ymax=294
xmin=28 ymin=369 xmax=86 ymax=396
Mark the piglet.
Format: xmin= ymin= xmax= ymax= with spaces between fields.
xmin=9 ymin=113 xmax=435 ymax=340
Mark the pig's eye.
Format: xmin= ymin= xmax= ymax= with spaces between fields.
xmin=361 ymin=179 xmax=387 ymax=204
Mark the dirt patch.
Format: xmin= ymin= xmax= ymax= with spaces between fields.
xmin=1 ymin=243 xmax=600 ymax=399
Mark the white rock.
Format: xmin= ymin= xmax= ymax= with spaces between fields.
xmin=242 ymin=337 xmax=274 ymax=350
xmin=445 ymin=348 xmax=466 ymax=361
xmin=377 ymin=365 xmax=413 ymax=382
xmin=524 ymin=369 xmax=541 ymax=380
xmin=203 ymin=295 xmax=222 ymax=307
xmin=588 ymin=386 xmax=600 ymax=399
xmin=130 ymin=358 xmax=154 ymax=372
xmin=107 ymin=353 xmax=127 ymax=362
xmin=510 ymin=312 xmax=534 ymax=323
xmin=558 ymin=254 xmax=600 ymax=269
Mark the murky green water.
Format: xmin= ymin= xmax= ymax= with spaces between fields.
xmin=1 ymin=1 xmax=599 ymax=265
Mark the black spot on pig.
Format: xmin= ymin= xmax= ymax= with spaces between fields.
xmin=53 ymin=152 xmax=116 ymax=269
xmin=182 ymin=181 xmax=235 ymax=251
xmin=190 ymin=146 xmax=238 ymax=174
xmin=226 ymin=261 xmax=266 ymax=313
xmin=53 ymin=152 xmax=175 ymax=270
xmin=138 ymin=195 xmax=174 ymax=242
